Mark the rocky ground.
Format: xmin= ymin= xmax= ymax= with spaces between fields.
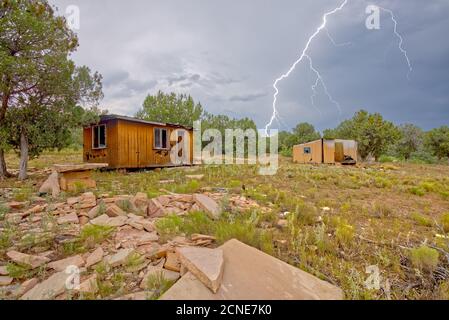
xmin=1 ymin=151 xmax=449 ymax=300
xmin=0 ymin=188 xmax=263 ymax=300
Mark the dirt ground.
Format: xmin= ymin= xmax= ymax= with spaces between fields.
xmin=1 ymin=149 xmax=448 ymax=300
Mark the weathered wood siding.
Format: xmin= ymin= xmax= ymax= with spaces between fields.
xmin=335 ymin=139 xmax=358 ymax=162
xmin=83 ymin=118 xmax=193 ymax=169
xmin=323 ymin=140 xmax=336 ymax=164
xmin=293 ymin=140 xmax=323 ymax=164
xmin=83 ymin=119 xmax=119 ymax=167
xmin=293 ymin=139 xmax=358 ymax=164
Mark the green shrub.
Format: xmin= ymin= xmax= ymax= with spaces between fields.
xmin=156 ymin=211 xmax=273 ymax=254
xmin=420 ymin=182 xmax=438 ymax=193
xmin=411 ymin=212 xmax=433 ymax=227
xmin=79 ymin=224 xmax=115 ymax=247
xmin=373 ymin=203 xmax=393 ymax=217
xmin=174 ymin=180 xmax=201 ymax=194
xmin=0 ymin=228 xmax=13 ymax=251
xmin=146 ymin=271 xmax=176 ymax=300
xmin=6 ymin=263 xmax=33 ymax=279
xmin=116 ymin=199 xmax=132 ymax=212
xmin=441 ymin=213 xmax=449 ymax=233
xmin=12 ymin=188 xmax=33 ymax=202
xmin=409 ymin=246 xmax=439 ymax=272
xmin=409 ymin=187 xmax=426 ymax=197
xmin=0 ymin=204 xmax=9 ymax=220
xmin=409 ymin=151 xmax=438 ymax=164
xmin=379 ymin=155 xmax=399 ymax=163
xmin=335 ymin=220 xmax=355 ymax=246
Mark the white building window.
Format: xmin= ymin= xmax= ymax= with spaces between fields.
xmin=92 ymin=124 xmax=106 ymax=149
xmin=154 ymin=128 xmax=169 ymax=149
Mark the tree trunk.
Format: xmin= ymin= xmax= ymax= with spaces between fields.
xmin=18 ymin=131 xmax=29 ymax=181
xmin=0 ymin=148 xmax=10 ymax=179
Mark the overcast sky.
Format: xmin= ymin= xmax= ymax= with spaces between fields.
xmin=49 ymin=0 xmax=449 ymax=132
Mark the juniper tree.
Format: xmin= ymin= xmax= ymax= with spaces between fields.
xmin=0 ymin=0 xmax=103 ymax=180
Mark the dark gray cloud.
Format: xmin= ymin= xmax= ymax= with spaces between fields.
xmin=229 ymin=91 xmax=267 ymax=102
xmin=51 ymin=0 xmax=449 ymax=131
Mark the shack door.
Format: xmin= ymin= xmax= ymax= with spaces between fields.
xmin=128 ymin=126 xmax=139 ymax=167
xmin=335 ymin=142 xmax=344 ymax=163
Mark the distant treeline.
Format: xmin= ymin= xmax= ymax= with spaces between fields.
xmin=279 ymin=110 xmax=449 ymax=164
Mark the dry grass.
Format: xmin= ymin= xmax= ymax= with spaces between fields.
xmin=1 ymin=150 xmax=449 ymax=300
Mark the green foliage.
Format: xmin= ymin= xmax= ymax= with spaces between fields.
xmin=12 ymin=187 xmax=33 ymax=202
xmin=278 ymin=123 xmax=321 ymax=154
xmin=6 ymin=263 xmax=32 ymax=280
xmin=156 ymin=211 xmax=273 ymax=254
xmin=411 ymin=212 xmax=433 ymax=227
xmin=409 ymin=246 xmax=439 ymax=272
xmin=116 ymin=199 xmax=132 ymax=212
xmin=201 ymin=113 xmax=258 ymax=154
xmin=136 ymin=91 xmax=203 ymax=127
xmin=146 ymin=271 xmax=176 ymax=300
xmin=323 ymin=110 xmax=400 ymax=161
xmin=409 ymin=186 xmax=426 ymax=197
xmin=0 ymin=227 xmax=13 ymax=251
xmin=62 ymin=224 xmax=114 ymax=256
xmin=0 ymin=0 xmax=103 ymax=179
xmin=408 ymin=150 xmax=438 ymax=164
xmin=425 ymin=126 xmax=449 ymax=160
xmin=395 ymin=124 xmax=424 ymax=160
xmin=335 ymin=219 xmax=355 ymax=246
xmin=173 ymin=179 xmax=201 ymax=194
xmin=79 ymin=224 xmax=114 ymax=248
xmin=0 ymin=203 xmax=9 ymax=220
xmin=125 ymin=252 xmax=147 ymax=272
xmin=441 ymin=213 xmax=449 ymax=233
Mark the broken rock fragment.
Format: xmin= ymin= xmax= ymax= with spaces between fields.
xmin=21 ymin=272 xmax=68 ymax=300
xmin=164 ymin=251 xmax=181 ymax=272
xmin=108 ymin=248 xmax=135 ymax=267
xmin=7 ymin=251 xmax=50 ymax=269
xmin=57 ymin=212 xmax=79 ymax=225
xmin=0 ymin=276 xmax=13 ymax=286
xmin=90 ymin=214 xmax=127 ymax=228
xmin=85 ymin=247 xmax=104 ymax=268
xmin=193 ymin=194 xmax=221 ymax=220
xmin=106 ymin=204 xmax=126 ymax=217
xmin=39 ymin=171 xmax=60 ymax=198
xmin=177 ymin=246 xmax=224 ymax=293
xmin=47 ymin=255 xmax=85 ymax=272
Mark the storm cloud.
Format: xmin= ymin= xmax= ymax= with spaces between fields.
xmin=50 ymin=0 xmax=449 ymax=131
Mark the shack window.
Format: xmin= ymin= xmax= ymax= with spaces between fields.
xmin=304 ymin=147 xmax=312 ymax=154
xmin=92 ymin=125 xmax=106 ymax=149
xmin=154 ymin=128 xmax=169 ymax=149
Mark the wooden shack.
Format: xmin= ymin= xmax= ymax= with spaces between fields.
xmin=83 ymin=115 xmax=193 ymax=169
xmin=293 ymin=139 xmax=358 ymax=165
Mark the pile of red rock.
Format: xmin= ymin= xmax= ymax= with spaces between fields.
xmin=0 ymin=190 xmax=264 ymax=300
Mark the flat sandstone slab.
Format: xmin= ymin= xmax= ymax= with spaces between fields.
xmin=53 ymin=163 xmax=108 ymax=173
xmin=176 ymin=247 xmax=224 ymax=293
xmin=161 ymin=239 xmax=343 ymax=300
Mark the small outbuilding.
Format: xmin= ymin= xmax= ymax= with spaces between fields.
xmin=293 ymin=139 xmax=358 ymax=165
xmin=83 ymin=115 xmax=193 ymax=169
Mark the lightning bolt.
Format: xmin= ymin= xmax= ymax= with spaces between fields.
xmin=265 ymin=0 xmax=348 ymax=133
xmin=265 ymin=1 xmax=413 ymax=133
xmin=305 ymin=54 xmax=342 ymax=116
xmin=379 ymin=6 xmax=413 ymax=80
